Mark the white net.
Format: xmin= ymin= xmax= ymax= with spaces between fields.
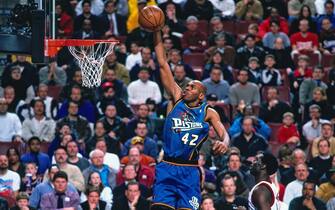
xmin=68 ymin=42 xmax=115 ymax=88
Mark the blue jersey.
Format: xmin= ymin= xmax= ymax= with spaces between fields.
xmin=163 ymin=99 xmax=210 ymax=161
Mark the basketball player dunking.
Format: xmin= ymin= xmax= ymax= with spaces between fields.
xmin=151 ymin=30 xmax=229 ymax=210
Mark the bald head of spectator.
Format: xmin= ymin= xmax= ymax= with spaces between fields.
xmin=294 ymin=163 xmax=309 ymax=182
xmin=128 ymin=147 xmax=141 ymax=166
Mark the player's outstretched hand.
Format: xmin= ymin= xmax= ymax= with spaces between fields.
xmin=212 ymin=140 xmax=228 ymax=155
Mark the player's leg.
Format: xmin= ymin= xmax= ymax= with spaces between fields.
xmin=152 ymin=162 xmax=177 ymax=209
xmin=176 ymin=167 xmax=201 ymax=210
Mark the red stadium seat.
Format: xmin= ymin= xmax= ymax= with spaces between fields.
xmin=198 ymin=20 xmax=209 ymax=36
xmin=0 ymin=142 xmax=26 ymax=155
xmin=215 ymin=102 xmax=232 ymax=122
xmin=40 ymin=142 xmax=51 ymax=153
xmin=183 ymin=53 xmax=205 ymax=67
xmin=322 ymin=54 xmax=335 ymax=68
xmin=268 ymin=123 xmax=282 ymax=142
xmin=221 ymin=20 xmax=235 ymax=34
xmin=47 ymin=85 xmax=63 ymax=101
xmin=192 ymin=66 xmax=203 ymax=80
xmin=235 ymin=21 xmax=255 ymax=35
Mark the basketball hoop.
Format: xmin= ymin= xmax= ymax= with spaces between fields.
xmin=45 ymin=39 xmax=119 ymax=88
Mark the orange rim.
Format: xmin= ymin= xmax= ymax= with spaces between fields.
xmin=45 ymin=39 xmax=119 ymax=57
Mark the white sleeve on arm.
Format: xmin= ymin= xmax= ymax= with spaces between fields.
xmin=13 ymin=114 xmax=22 ymax=136
xmin=12 ymin=172 xmax=21 ymax=191
xmin=153 ymin=83 xmax=162 ymax=104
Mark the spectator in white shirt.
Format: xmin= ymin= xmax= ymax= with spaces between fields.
xmin=22 ymin=99 xmax=56 ymax=142
xmin=283 ymin=163 xmax=310 ymax=205
xmin=127 ymin=67 xmax=162 ymax=105
xmin=95 ymin=139 xmax=120 ymax=172
xmin=303 ymin=104 xmax=330 ymax=143
xmin=0 ymin=155 xmax=21 ymax=205
xmin=0 ymin=98 xmax=22 ymax=142
xmin=125 ymin=42 xmax=142 ymax=71
xmin=209 ymin=0 xmax=235 ymax=18
xmin=75 ymin=0 xmax=104 ymax=16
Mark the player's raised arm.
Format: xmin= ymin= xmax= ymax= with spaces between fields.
xmin=153 ymin=31 xmax=182 ymax=103
xmin=206 ymin=108 xmax=230 ymax=154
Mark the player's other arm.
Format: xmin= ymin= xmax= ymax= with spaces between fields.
xmin=153 ymin=31 xmax=182 ymax=103
xmin=206 ymin=108 xmax=229 ymax=154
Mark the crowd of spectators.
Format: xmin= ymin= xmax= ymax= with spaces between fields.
xmin=1 ymin=0 xmax=335 ymax=209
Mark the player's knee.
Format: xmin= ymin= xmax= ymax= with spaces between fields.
xmin=151 ymin=204 xmax=175 ymax=210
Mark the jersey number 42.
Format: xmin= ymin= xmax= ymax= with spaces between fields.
xmin=181 ymin=133 xmax=198 ymax=146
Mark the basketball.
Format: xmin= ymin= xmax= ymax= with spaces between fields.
xmin=139 ymin=6 xmax=165 ymax=32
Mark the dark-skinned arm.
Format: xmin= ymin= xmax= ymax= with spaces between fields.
xmin=206 ymin=108 xmax=229 ymax=154
xmin=153 ymin=30 xmax=182 ymax=104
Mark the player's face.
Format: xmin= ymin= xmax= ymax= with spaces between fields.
xmin=183 ymin=81 xmax=204 ymax=103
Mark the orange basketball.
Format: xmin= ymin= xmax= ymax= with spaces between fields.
xmin=139 ymin=5 xmax=165 ymax=32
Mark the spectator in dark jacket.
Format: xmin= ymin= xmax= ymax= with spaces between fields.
xmin=183 ymin=0 xmax=214 ymax=21
xmin=57 ymin=85 xmax=96 ymax=123
xmin=235 ymin=34 xmax=266 ymax=69
xmin=259 ymin=87 xmax=292 ymax=123
xmin=98 ymin=0 xmax=127 ymax=37
xmin=56 ymin=101 xmax=92 ymax=144
xmin=231 ymin=117 xmax=269 ymax=160
xmin=181 ymin=16 xmax=208 ymax=54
